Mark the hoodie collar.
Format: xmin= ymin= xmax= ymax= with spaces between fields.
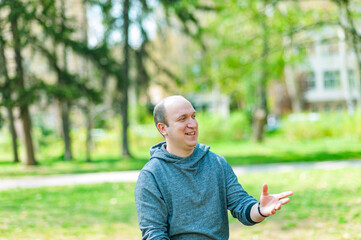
xmin=149 ymin=141 xmax=210 ymax=171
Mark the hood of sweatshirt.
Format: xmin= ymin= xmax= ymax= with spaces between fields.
xmin=149 ymin=141 xmax=210 ymax=172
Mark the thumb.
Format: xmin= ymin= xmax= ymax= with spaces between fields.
xmin=262 ymin=183 xmax=268 ymax=197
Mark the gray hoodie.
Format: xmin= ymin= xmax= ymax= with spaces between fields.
xmin=134 ymin=142 xmax=258 ymax=240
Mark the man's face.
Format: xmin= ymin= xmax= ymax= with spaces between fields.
xmin=160 ymin=97 xmax=198 ymax=156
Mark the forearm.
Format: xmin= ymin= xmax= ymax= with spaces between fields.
xmin=250 ymin=202 xmax=266 ymax=223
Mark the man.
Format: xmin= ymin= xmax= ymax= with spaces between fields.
xmin=135 ymin=95 xmax=293 ymax=239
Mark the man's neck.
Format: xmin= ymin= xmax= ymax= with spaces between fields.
xmin=165 ymin=144 xmax=195 ymax=158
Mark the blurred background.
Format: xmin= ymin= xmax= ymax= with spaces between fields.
xmin=0 ymin=0 xmax=361 ymax=239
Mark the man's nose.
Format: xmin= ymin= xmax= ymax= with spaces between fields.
xmin=187 ymin=118 xmax=197 ymax=128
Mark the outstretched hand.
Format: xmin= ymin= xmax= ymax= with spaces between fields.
xmin=259 ymin=184 xmax=293 ymax=217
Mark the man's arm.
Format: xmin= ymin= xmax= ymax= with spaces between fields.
xmin=134 ymin=170 xmax=170 ymax=239
xmin=224 ymin=160 xmax=259 ymax=226
xmin=250 ymin=184 xmax=293 ymax=223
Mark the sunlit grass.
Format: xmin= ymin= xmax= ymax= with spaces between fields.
xmin=229 ymin=167 xmax=361 ymax=240
xmin=1 ymin=168 xmax=360 ymax=239
xmin=0 ymin=182 xmax=140 ymax=240
xmin=1 ymin=110 xmax=361 ymax=178
xmin=1 ymin=135 xmax=361 ymax=178
xmin=211 ymin=136 xmax=361 ymax=165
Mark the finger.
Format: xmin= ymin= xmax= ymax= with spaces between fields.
xmin=280 ymin=198 xmax=290 ymax=205
xmin=274 ymin=191 xmax=293 ymax=199
xmin=275 ymin=191 xmax=293 ymax=199
xmin=275 ymin=202 xmax=282 ymax=211
xmin=262 ymin=183 xmax=268 ymax=196
xmin=271 ymin=209 xmax=276 ymax=215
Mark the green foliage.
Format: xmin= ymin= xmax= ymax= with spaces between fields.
xmin=280 ymin=111 xmax=361 ymax=140
xmin=131 ymin=104 xmax=154 ymax=125
xmin=0 ymin=111 xmax=4 ymax=129
xmin=160 ymin=0 xmax=209 ymax=44
xmin=2 ymin=109 xmax=361 ymax=176
xmin=182 ymin=0 xmax=290 ymax=107
xmin=197 ymin=111 xmax=251 ymax=142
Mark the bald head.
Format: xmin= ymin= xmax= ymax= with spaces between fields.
xmin=153 ymin=95 xmax=198 ymax=156
xmin=153 ymin=95 xmax=191 ymax=127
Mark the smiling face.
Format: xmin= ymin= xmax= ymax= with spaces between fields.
xmin=157 ymin=96 xmax=198 ymax=157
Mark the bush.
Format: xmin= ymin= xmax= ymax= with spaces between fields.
xmin=280 ymin=110 xmax=361 ymax=141
xmin=197 ymin=111 xmax=251 ymax=143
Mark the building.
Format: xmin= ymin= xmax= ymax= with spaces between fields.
xmin=286 ymin=26 xmax=361 ymax=113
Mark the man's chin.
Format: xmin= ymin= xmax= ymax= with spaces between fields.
xmin=187 ymin=140 xmax=198 ymax=148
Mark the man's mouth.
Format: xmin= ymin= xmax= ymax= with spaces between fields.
xmin=185 ymin=132 xmax=196 ymax=136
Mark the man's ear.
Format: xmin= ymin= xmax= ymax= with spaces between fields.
xmin=157 ymin=122 xmax=168 ymax=136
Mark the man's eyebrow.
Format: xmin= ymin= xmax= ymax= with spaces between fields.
xmin=175 ymin=114 xmax=187 ymax=120
xmin=175 ymin=111 xmax=196 ymax=120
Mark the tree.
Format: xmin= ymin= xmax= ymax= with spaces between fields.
xmin=120 ymin=0 xmax=131 ymax=157
xmin=31 ymin=0 xmax=104 ymax=161
xmin=0 ymin=20 xmax=20 ymax=163
xmin=184 ymin=0 xmax=287 ymax=142
xmin=31 ymin=0 xmax=75 ymax=161
xmin=332 ymin=0 xmax=361 ymax=109
xmin=59 ymin=0 xmax=73 ymax=160
xmin=8 ymin=0 xmax=37 ymax=165
xmin=82 ymin=0 xmax=211 ymax=157
xmin=181 ymin=0 xmax=351 ymax=141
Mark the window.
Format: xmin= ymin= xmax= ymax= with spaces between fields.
xmin=322 ymin=42 xmax=339 ymax=56
xmin=348 ymin=70 xmax=355 ymax=88
xmin=336 ymin=104 xmax=343 ymax=111
xmin=311 ymin=104 xmax=318 ymax=112
xmin=304 ymin=72 xmax=316 ymax=90
xmin=323 ymin=71 xmax=340 ymax=89
xmin=324 ymin=104 xmax=331 ymax=112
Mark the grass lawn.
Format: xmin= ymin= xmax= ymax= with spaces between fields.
xmin=1 ymin=167 xmax=360 ymax=240
xmin=212 ymin=137 xmax=361 ymax=165
xmin=1 ymin=136 xmax=361 ymax=178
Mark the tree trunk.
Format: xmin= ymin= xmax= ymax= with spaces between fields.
xmin=85 ymin=109 xmax=92 ymax=162
xmin=284 ymin=65 xmax=303 ymax=113
xmin=253 ymin=1 xmax=269 ymax=142
xmin=284 ymin=35 xmax=302 ymax=113
xmin=59 ymin=0 xmax=73 ymax=160
xmin=340 ymin=0 xmax=361 ymax=108
xmin=252 ymin=108 xmax=267 ymax=142
xmin=80 ymin=0 xmax=92 ymax=162
xmin=121 ymin=0 xmax=131 ymax=158
xmin=10 ymin=0 xmax=37 ymax=165
xmin=7 ymin=107 xmax=20 ymax=163
xmin=338 ymin=27 xmax=354 ymax=114
xmin=20 ymin=106 xmax=37 ymax=165
xmin=61 ymin=101 xmax=72 ymax=160
xmin=0 ymin=27 xmax=20 ymax=163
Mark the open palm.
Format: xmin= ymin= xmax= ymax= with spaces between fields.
xmin=259 ymin=184 xmax=293 ymax=216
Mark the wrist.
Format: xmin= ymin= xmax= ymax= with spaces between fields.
xmin=258 ymin=202 xmax=268 ymax=218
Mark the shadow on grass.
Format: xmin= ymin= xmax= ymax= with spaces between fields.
xmin=0 ymin=161 xmax=21 ymax=166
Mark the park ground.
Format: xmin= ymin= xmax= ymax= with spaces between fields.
xmin=1 ymin=165 xmax=360 ymax=239
xmin=1 ymin=136 xmax=361 ymax=239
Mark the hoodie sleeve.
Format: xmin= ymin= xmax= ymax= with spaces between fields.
xmin=224 ymin=161 xmax=258 ymax=226
xmin=135 ymin=169 xmax=170 ymax=240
